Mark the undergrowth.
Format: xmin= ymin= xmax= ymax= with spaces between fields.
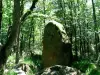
xmin=4 ymin=54 xmax=42 ymax=75
xmin=72 ymin=60 xmax=100 ymax=75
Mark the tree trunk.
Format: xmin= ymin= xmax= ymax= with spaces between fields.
xmin=0 ymin=0 xmax=20 ymax=74
xmin=15 ymin=27 xmax=20 ymax=64
xmin=29 ymin=26 xmax=32 ymax=50
xmin=91 ymin=0 xmax=98 ymax=58
xmin=0 ymin=0 xmax=2 ymax=43
xmin=20 ymin=34 xmax=24 ymax=56
xmin=0 ymin=0 xmax=2 ymax=32
xmin=15 ymin=0 xmax=24 ymax=64
xmin=43 ymin=0 xmax=45 ymax=24
xmin=0 ymin=0 xmax=38 ymax=74
xmin=74 ymin=1 xmax=78 ymax=58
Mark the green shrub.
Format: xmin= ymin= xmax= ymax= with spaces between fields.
xmin=72 ymin=60 xmax=96 ymax=73
xmin=5 ymin=70 xmax=17 ymax=75
xmin=6 ymin=55 xmax=16 ymax=69
xmin=86 ymin=68 xmax=100 ymax=75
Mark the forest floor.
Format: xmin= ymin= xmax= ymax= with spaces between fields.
xmin=4 ymin=53 xmax=100 ymax=75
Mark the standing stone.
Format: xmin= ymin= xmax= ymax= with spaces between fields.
xmin=42 ymin=21 xmax=73 ymax=68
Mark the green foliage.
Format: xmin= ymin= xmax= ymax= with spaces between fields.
xmin=6 ymin=55 xmax=42 ymax=75
xmin=6 ymin=55 xmax=16 ymax=69
xmin=22 ymin=56 xmax=33 ymax=65
xmin=26 ymin=69 xmax=34 ymax=75
xmin=22 ymin=55 xmax=42 ymax=74
xmin=72 ymin=60 xmax=96 ymax=73
xmin=72 ymin=60 xmax=100 ymax=75
xmin=5 ymin=70 xmax=17 ymax=75
xmin=87 ymin=69 xmax=100 ymax=75
xmin=1 ymin=0 xmax=100 ymax=74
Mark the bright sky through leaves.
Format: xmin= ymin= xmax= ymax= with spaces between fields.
xmin=87 ymin=0 xmax=92 ymax=6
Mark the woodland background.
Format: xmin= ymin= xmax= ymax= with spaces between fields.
xmin=0 ymin=0 xmax=100 ymax=75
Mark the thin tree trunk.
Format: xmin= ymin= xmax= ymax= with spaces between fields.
xmin=69 ymin=1 xmax=73 ymax=44
xmin=73 ymin=0 xmax=78 ymax=58
xmin=0 ymin=0 xmax=2 ymax=43
xmin=76 ymin=0 xmax=82 ymax=58
xmin=43 ymin=0 xmax=45 ymax=24
xmin=68 ymin=0 xmax=73 ymax=59
xmin=61 ymin=0 xmax=66 ymax=26
xmin=15 ymin=27 xmax=20 ymax=64
xmin=29 ymin=30 xmax=31 ymax=51
xmin=20 ymin=0 xmax=24 ymax=16
xmin=42 ymin=0 xmax=46 ymax=45
xmin=19 ymin=0 xmax=24 ymax=56
xmin=32 ymin=19 xmax=35 ymax=47
xmin=91 ymin=0 xmax=98 ymax=58
xmin=0 ymin=0 xmax=2 ymax=32
xmin=20 ymin=34 xmax=24 ymax=56
xmin=15 ymin=0 xmax=24 ymax=64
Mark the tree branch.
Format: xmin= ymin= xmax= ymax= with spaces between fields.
xmin=21 ymin=0 xmax=38 ymax=22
